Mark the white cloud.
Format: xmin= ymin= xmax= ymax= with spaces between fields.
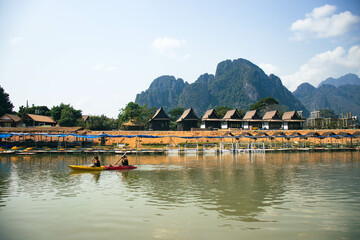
xmin=92 ymin=64 xmax=117 ymax=71
xmin=282 ymin=45 xmax=360 ymax=91
xmin=10 ymin=37 xmax=22 ymax=45
xmin=152 ymin=37 xmax=186 ymax=51
xmin=290 ymin=4 xmax=360 ymax=40
xmin=258 ymin=63 xmax=279 ymax=75
xmin=152 ymin=37 xmax=190 ymax=60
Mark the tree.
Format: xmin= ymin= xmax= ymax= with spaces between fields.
xmin=249 ymin=97 xmax=279 ymax=114
xmin=214 ymin=106 xmax=232 ymax=118
xmin=168 ymin=107 xmax=185 ymax=130
xmin=118 ymin=102 xmax=156 ymax=128
xmin=18 ymin=105 xmax=51 ymax=117
xmin=86 ymin=115 xmax=117 ymax=130
xmin=168 ymin=107 xmax=185 ymax=122
xmin=50 ymin=103 xmax=82 ymax=127
xmin=319 ymin=109 xmax=338 ymax=119
xmin=0 ymin=85 xmax=14 ymax=116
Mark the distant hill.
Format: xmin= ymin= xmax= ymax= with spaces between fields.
xmin=318 ymin=73 xmax=360 ymax=87
xmin=293 ymin=79 xmax=360 ymax=117
xmin=135 ymin=75 xmax=188 ymax=110
xmin=135 ymin=58 xmax=308 ymax=117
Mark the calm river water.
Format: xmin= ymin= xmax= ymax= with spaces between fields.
xmin=0 ymin=152 xmax=359 ymax=240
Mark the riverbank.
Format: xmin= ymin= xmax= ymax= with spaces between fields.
xmin=1 ymin=128 xmax=359 ymax=152
xmin=0 ymin=146 xmax=358 ymax=155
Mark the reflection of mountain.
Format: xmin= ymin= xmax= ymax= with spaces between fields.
xmin=121 ymin=154 xmax=289 ymax=221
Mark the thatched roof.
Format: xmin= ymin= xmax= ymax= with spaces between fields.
xmin=240 ymin=132 xmax=253 ymax=136
xmin=0 ymin=114 xmax=21 ymax=123
xmin=353 ymin=131 xmax=360 ymax=136
xmin=272 ymin=131 xmax=287 ymax=136
xmin=122 ymin=119 xmax=145 ymax=127
xmin=202 ymin=109 xmax=220 ymax=121
xmin=282 ymin=111 xmax=302 ymax=121
xmin=0 ymin=126 xmax=84 ymax=133
xmin=305 ymin=131 xmax=320 ymax=137
xmin=222 ymin=109 xmax=243 ymax=120
xmin=255 ymin=132 xmax=269 ymax=137
xmin=243 ymin=110 xmax=262 ymax=120
xmin=263 ymin=110 xmax=282 ymax=121
xmin=337 ymin=132 xmax=353 ymax=137
xmin=25 ymin=114 xmax=56 ymax=123
xmin=149 ymin=107 xmax=170 ymax=121
xmin=176 ymin=108 xmax=200 ymax=122
xmin=322 ymin=131 xmax=336 ymax=137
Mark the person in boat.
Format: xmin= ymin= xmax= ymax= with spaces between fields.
xmin=92 ymin=156 xmax=101 ymax=167
xmin=121 ymin=155 xmax=129 ymax=166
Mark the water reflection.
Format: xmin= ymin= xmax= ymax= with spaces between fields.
xmin=0 ymin=152 xmax=359 ymax=229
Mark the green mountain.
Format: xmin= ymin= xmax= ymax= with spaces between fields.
xmin=293 ymin=81 xmax=360 ymax=117
xmin=318 ymin=73 xmax=360 ymax=88
xmin=135 ymin=75 xmax=188 ymax=110
xmin=135 ymin=58 xmax=308 ymax=116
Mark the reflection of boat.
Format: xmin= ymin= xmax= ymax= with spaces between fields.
xmin=68 ymin=165 xmax=137 ymax=171
xmin=69 ymin=171 xmax=101 ymax=182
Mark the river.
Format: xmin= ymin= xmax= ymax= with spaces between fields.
xmin=0 ymin=152 xmax=359 ymax=240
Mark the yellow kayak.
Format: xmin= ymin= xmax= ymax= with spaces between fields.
xmin=68 ymin=165 xmax=105 ymax=171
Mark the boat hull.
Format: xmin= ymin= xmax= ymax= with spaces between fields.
xmin=69 ymin=165 xmax=137 ymax=171
xmin=68 ymin=165 xmax=105 ymax=171
xmin=104 ymin=165 xmax=137 ymax=170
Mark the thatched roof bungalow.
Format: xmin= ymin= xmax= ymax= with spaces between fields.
xmin=282 ymin=111 xmax=305 ymax=130
xmin=262 ymin=110 xmax=282 ymax=130
xmin=242 ymin=110 xmax=262 ymax=130
xmin=0 ymin=114 xmax=21 ymax=127
xmin=22 ymin=114 xmax=56 ymax=127
xmin=122 ymin=119 xmax=145 ymax=130
xmin=201 ymin=109 xmax=221 ymax=129
xmin=221 ymin=109 xmax=243 ymax=129
xmin=176 ymin=108 xmax=200 ymax=131
xmin=148 ymin=107 xmax=170 ymax=131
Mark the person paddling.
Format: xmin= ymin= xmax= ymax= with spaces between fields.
xmin=92 ymin=156 xmax=101 ymax=167
xmin=121 ymin=155 xmax=129 ymax=166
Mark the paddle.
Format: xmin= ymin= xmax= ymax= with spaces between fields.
xmin=114 ymin=152 xmax=127 ymax=166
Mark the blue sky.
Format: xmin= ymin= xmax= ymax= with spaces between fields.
xmin=1 ymin=0 xmax=359 ymax=118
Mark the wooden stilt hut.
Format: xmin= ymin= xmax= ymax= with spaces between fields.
xmin=254 ymin=132 xmax=270 ymax=148
xmin=321 ymin=131 xmax=336 ymax=148
xmin=337 ymin=132 xmax=354 ymax=148
xmin=0 ymin=114 xmax=21 ymax=127
xmin=148 ymin=107 xmax=170 ymax=131
xmin=262 ymin=110 xmax=282 ymax=130
xmin=289 ymin=131 xmax=303 ymax=148
xmin=201 ymin=109 xmax=221 ymax=129
xmin=353 ymin=131 xmax=360 ymax=148
xmin=221 ymin=109 xmax=243 ymax=129
xmin=242 ymin=110 xmax=262 ymax=130
xmin=305 ymin=131 xmax=321 ymax=148
xmin=271 ymin=131 xmax=288 ymax=148
xmin=122 ymin=119 xmax=145 ymax=130
xmin=176 ymin=108 xmax=200 ymax=131
xmin=282 ymin=111 xmax=305 ymax=130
